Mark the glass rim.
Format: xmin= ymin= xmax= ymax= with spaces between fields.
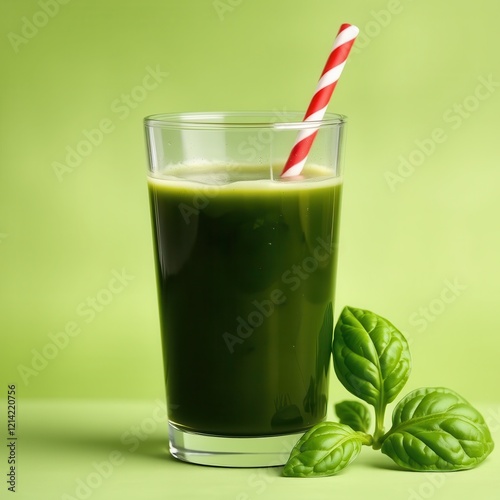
xmin=144 ymin=111 xmax=347 ymax=130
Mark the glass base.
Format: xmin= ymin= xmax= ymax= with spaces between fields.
xmin=168 ymin=422 xmax=303 ymax=467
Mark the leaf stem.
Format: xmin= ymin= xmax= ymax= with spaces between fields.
xmin=357 ymin=431 xmax=373 ymax=446
xmin=372 ymin=403 xmax=386 ymax=449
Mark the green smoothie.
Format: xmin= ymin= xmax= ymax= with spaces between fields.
xmin=148 ymin=164 xmax=342 ymax=436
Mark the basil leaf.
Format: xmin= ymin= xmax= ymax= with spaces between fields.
xmin=335 ymin=400 xmax=371 ymax=433
xmin=381 ymin=387 xmax=495 ymax=471
xmin=332 ymin=306 xmax=411 ymax=408
xmin=282 ymin=422 xmax=366 ymax=477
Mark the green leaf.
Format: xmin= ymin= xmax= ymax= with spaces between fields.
xmin=282 ymin=422 xmax=366 ymax=477
xmin=335 ymin=400 xmax=371 ymax=433
xmin=332 ymin=306 xmax=411 ymax=408
xmin=381 ymin=387 xmax=495 ymax=471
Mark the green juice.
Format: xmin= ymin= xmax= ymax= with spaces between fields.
xmin=148 ymin=164 xmax=342 ymax=436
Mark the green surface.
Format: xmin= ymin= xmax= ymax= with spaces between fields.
xmin=12 ymin=400 xmax=500 ymax=499
xmin=1 ymin=0 xmax=500 ymax=497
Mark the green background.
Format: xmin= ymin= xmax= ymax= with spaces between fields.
xmin=1 ymin=1 xmax=499 ymax=498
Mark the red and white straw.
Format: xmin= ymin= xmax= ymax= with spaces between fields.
xmin=280 ymin=23 xmax=359 ymax=178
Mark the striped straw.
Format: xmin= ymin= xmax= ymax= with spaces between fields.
xmin=280 ymin=23 xmax=359 ymax=178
